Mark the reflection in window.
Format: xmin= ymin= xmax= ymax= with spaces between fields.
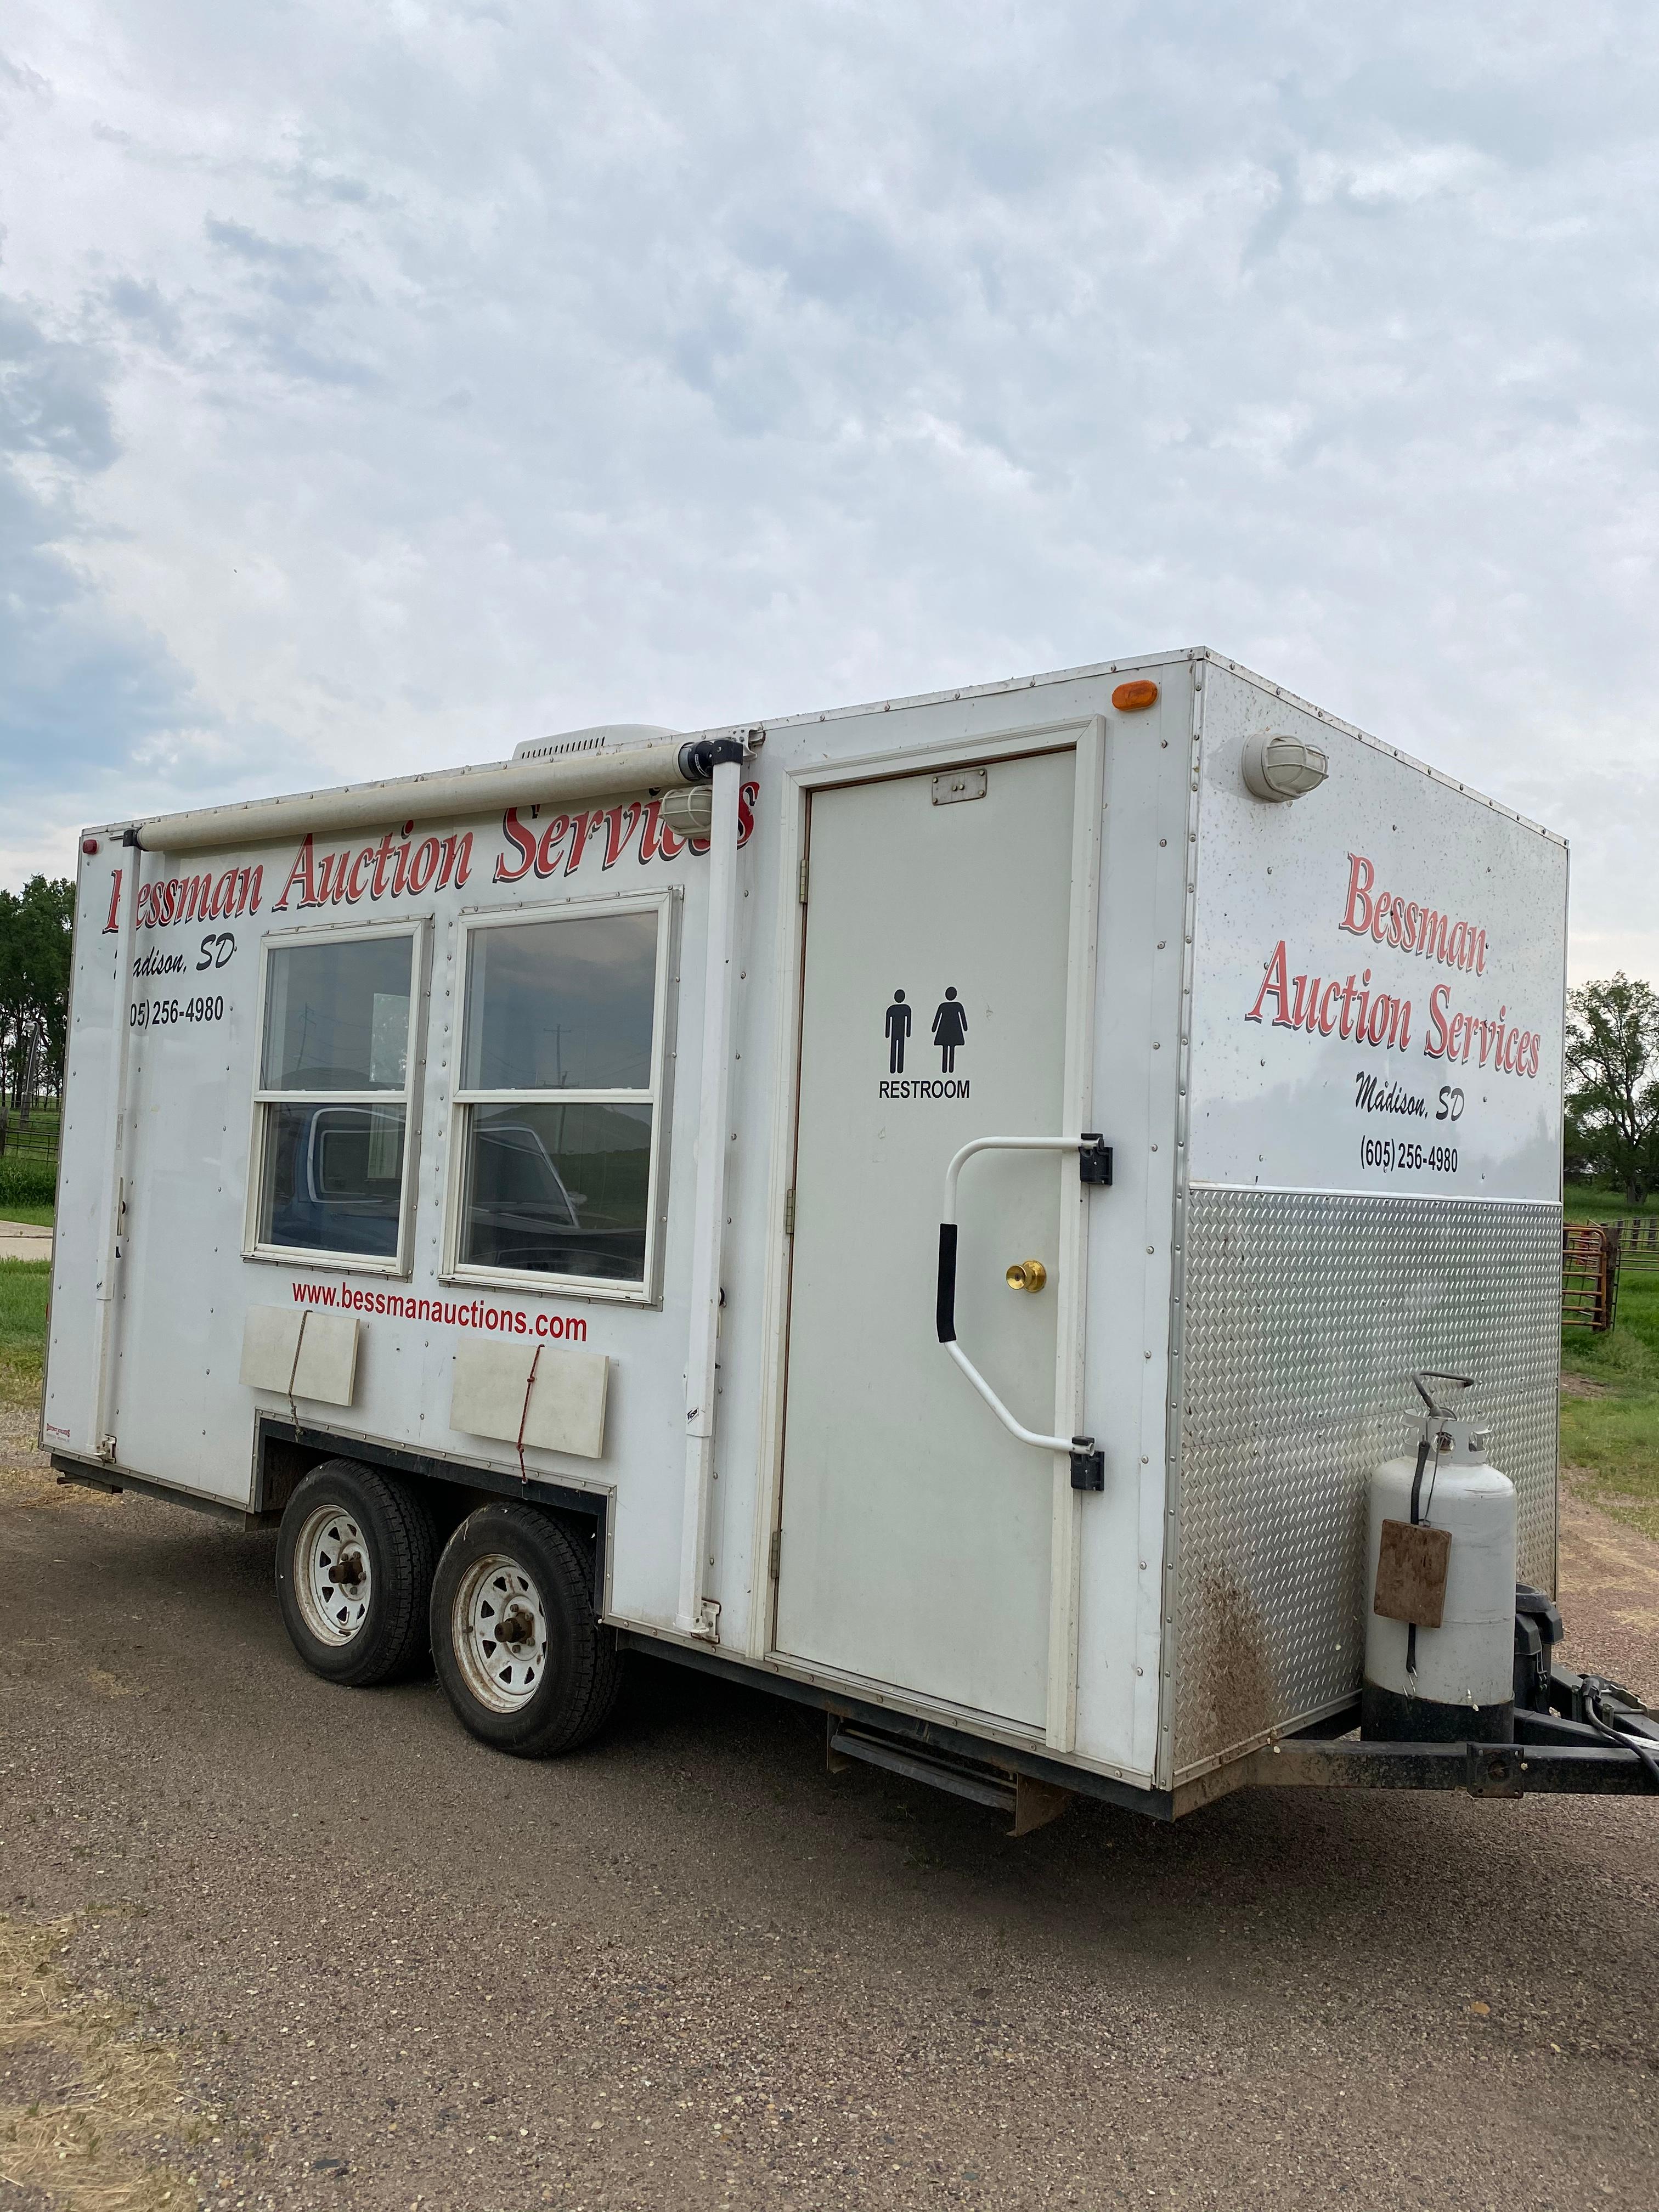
xmin=455 ymin=909 xmax=664 ymax=1290
xmin=255 ymin=934 xmax=419 ymax=1262
xmin=461 ymin=1103 xmax=651 ymax=1282
xmin=262 ymin=936 xmax=413 ymax=1091
xmin=461 ymin=911 xmax=657 ymax=1091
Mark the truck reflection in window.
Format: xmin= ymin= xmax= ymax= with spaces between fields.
xmin=265 ymin=1102 xmax=406 ymax=1258
xmin=452 ymin=907 xmax=665 ymax=1290
xmin=459 ymin=1101 xmax=650 ymax=1283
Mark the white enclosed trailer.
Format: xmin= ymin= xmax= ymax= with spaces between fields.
xmin=44 ymin=650 xmax=1658 ymax=1818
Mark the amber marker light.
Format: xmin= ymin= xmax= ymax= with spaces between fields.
xmin=1112 ymin=680 xmax=1159 ymax=711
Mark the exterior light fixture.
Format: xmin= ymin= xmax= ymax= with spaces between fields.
xmin=1242 ymin=731 xmax=1328 ymax=803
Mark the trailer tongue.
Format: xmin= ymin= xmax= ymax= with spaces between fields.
xmin=46 ymin=648 xmax=1656 ymax=1826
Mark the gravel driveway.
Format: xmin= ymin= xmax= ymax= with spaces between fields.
xmin=2 ymin=1412 xmax=1656 ymax=2211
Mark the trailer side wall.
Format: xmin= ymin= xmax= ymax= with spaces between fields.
xmin=1166 ymin=664 xmax=1567 ymax=1788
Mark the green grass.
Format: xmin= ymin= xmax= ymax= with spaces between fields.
xmin=1562 ymin=1267 xmax=1659 ymax=1541
xmin=1564 ymin=1183 xmax=1659 ymax=1222
xmin=0 ymin=1259 xmax=49 ymax=1410
xmin=0 ymin=1205 xmax=54 ymax=1228
xmin=0 ymin=1158 xmax=57 ymax=1208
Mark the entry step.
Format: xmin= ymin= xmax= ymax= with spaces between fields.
xmin=825 ymin=1717 xmax=1072 ymax=1835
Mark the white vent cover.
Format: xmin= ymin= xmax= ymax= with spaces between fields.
xmin=511 ymin=724 xmax=679 ymax=764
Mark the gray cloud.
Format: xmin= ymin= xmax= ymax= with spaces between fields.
xmin=0 ymin=296 xmax=202 ymax=823
xmin=1 ymin=0 xmax=1656 ymax=976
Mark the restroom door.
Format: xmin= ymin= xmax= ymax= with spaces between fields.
xmin=775 ymin=749 xmax=1079 ymax=1729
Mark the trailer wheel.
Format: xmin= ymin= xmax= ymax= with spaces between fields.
xmin=431 ymin=1504 xmax=620 ymax=1757
xmin=275 ymin=1460 xmax=437 ymax=1688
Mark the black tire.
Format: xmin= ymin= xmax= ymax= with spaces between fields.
xmin=275 ymin=1460 xmax=437 ymax=1688
xmin=431 ymin=1503 xmax=621 ymax=1757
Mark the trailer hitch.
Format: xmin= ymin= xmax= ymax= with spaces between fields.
xmin=1242 ymin=1650 xmax=1659 ymax=1801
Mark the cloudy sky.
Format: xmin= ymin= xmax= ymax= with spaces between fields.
xmin=3 ymin=2 xmax=1656 ymax=980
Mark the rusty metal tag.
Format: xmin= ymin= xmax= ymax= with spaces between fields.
xmin=1373 ymin=1519 xmax=1452 ymax=1628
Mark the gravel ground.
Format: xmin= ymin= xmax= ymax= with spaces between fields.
xmin=1 ymin=1413 xmax=1656 ymax=2212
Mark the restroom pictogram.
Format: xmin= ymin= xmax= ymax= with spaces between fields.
xmin=883 ymin=989 xmax=912 ymax=1074
xmin=932 ymin=988 xmax=967 ymax=1074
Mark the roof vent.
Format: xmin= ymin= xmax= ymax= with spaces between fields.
xmin=511 ymin=723 xmax=679 ymax=765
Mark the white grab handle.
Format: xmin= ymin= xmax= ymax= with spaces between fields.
xmin=934 ymin=1132 xmax=1110 ymax=1489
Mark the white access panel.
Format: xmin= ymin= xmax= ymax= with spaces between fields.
xmin=774 ymin=749 xmax=1077 ymax=1730
xmin=449 ymin=1336 xmax=610 ymax=1460
xmin=240 ymin=1304 xmax=360 ymax=1406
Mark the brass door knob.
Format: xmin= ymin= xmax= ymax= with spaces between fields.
xmin=1005 ymin=1259 xmax=1047 ymax=1293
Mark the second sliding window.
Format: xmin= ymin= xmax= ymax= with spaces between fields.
xmin=448 ymin=896 xmax=672 ymax=1297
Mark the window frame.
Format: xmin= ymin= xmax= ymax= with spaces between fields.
xmin=242 ymin=917 xmax=428 ymax=1277
xmin=442 ymin=888 xmax=678 ymax=1306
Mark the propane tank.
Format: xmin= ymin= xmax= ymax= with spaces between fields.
xmin=1362 ymin=1377 xmax=1517 ymax=1743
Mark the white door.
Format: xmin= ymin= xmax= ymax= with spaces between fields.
xmin=775 ymin=749 xmax=1080 ymax=1729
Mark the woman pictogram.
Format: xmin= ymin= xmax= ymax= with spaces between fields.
xmin=932 ymin=988 xmax=967 ymax=1074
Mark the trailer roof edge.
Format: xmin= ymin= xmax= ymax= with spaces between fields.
xmin=132 ymin=731 xmax=697 ymax=855
xmin=112 ymin=647 xmax=1564 ymax=853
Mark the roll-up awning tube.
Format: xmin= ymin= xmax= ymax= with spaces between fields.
xmin=134 ymin=730 xmax=716 ymax=854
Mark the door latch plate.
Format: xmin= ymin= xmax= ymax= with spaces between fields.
xmin=1079 ymin=1133 xmax=1113 ymax=1184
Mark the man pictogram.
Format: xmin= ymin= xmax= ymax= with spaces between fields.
xmin=932 ymin=988 xmax=967 ymax=1073
xmin=884 ymin=989 xmax=912 ymax=1074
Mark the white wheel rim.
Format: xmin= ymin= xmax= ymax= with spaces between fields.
xmin=452 ymin=1551 xmax=550 ymax=1713
xmin=294 ymin=1503 xmax=374 ymax=1645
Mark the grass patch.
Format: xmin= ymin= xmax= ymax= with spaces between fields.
xmin=0 ymin=1202 xmax=54 ymax=1228
xmin=0 ymin=1908 xmax=188 ymax=2208
xmin=1562 ymin=1268 xmax=1659 ymax=1541
xmin=0 ymin=1155 xmax=57 ymax=1207
xmin=0 ymin=1257 xmax=49 ymax=1410
xmin=1564 ymin=1182 xmax=1659 ymax=1222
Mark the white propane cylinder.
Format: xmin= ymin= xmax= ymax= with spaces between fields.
xmin=1362 ymin=1417 xmax=1517 ymax=1743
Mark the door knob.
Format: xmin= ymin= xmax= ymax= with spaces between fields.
xmin=1005 ymin=1259 xmax=1047 ymax=1293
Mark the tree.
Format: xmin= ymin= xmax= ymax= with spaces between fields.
xmin=0 ymin=877 xmax=75 ymax=1114
xmin=1565 ymin=973 xmax=1659 ymax=1206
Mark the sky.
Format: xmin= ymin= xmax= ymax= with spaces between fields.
xmin=3 ymin=1 xmax=1657 ymax=983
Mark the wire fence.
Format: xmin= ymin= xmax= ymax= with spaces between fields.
xmin=1598 ymin=1216 xmax=1659 ymax=1273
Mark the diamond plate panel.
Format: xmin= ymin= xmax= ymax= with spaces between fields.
xmin=1171 ymin=1189 xmax=1560 ymax=1784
